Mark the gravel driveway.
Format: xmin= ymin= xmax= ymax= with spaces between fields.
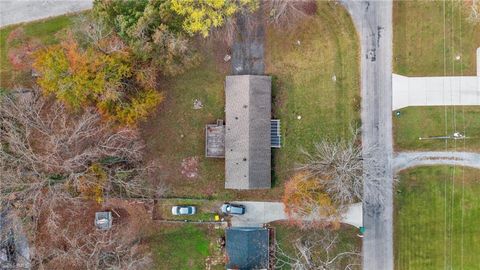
xmin=394 ymin=151 xmax=480 ymax=171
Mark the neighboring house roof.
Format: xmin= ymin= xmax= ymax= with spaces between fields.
xmin=225 ymin=227 xmax=269 ymax=270
xmin=225 ymin=75 xmax=271 ymax=190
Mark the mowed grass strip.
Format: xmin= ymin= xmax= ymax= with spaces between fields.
xmin=394 ymin=106 xmax=480 ymax=151
xmin=393 ymin=0 xmax=480 ymax=76
xmin=266 ymin=2 xmax=360 ymax=188
xmin=395 ymin=166 xmax=480 ymax=270
xmin=150 ymin=225 xmax=212 ymax=270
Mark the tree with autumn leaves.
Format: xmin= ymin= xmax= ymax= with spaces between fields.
xmin=33 ymin=35 xmax=163 ymax=125
xmin=283 ymin=133 xmax=363 ymax=228
xmin=283 ymin=172 xmax=340 ymax=228
xmin=171 ymin=0 xmax=258 ymax=37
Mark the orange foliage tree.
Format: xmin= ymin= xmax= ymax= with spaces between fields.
xmin=283 ymin=172 xmax=340 ymax=228
xmin=33 ymin=36 xmax=164 ymax=125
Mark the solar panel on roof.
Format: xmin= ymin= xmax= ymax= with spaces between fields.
xmin=271 ymin=119 xmax=281 ymax=148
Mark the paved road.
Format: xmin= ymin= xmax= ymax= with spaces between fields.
xmin=394 ymin=151 xmax=480 ymax=171
xmin=341 ymin=1 xmax=394 ymax=269
xmin=230 ymin=201 xmax=363 ymax=228
xmin=0 ymin=0 xmax=92 ymax=27
xmin=231 ymin=7 xmax=264 ymax=75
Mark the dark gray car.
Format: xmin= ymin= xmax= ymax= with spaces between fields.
xmin=221 ymin=203 xmax=245 ymax=215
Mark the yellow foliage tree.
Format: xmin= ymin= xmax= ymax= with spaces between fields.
xmin=171 ymin=0 xmax=258 ymax=37
xmin=113 ymin=89 xmax=165 ymax=126
xmin=78 ymin=164 xmax=108 ymax=203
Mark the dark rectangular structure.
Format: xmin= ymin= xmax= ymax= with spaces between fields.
xmin=225 ymin=227 xmax=269 ymax=270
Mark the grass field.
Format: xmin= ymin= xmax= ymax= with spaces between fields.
xmin=150 ymin=224 xmax=224 ymax=270
xmin=154 ymin=198 xmax=222 ymax=221
xmin=393 ymin=0 xmax=480 ymax=76
xmin=274 ymin=222 xmax=361 ymax=269
xmin=394 ymin=166 xmax=480 ymax=269
xmin=393 ymin=106 xmax=480 ymax=151
xmin=266 ymin=2 xmax=360 ymax=190
xmin=393 ymin=1 xmax=480 ymax=151
xmin=0 ymin=14 xmax=78 ymax=88
xmin=142 ymin=2 xmax=359 ymax=200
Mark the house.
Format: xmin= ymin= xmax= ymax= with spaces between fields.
xmin=224 ymin=75 xmax=272 ymax=190
xmin=225 ymin=227 xmax=270 ymax=270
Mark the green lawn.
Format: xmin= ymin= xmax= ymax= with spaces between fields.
xmin=140 ymin=50 xmax=232 ymax=199
xmin=154 ymin=198 xmax=222 ymax=221
xmin=393 ymin=1 xmax=480 ymax=152
xmin=150 ymin=224 xmax=223 ymax=270
xmin=394 ymin=0 xmax=480 ymax=76
xmin=142 ymin=2 xmax=360 ymax=200
xmin=0 ymin=14 xmax=79 ymax=88
xmin=266 ymin=2 xmax=360 ymax=189
xmin=395 ymin=166 xmax=480 ymax=269
xmin=274 ymin=222 xmax=361 ymax=269
xmin=394 ymin=106 xmax=480 ymax=151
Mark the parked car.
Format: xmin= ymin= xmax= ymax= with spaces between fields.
xmin=221 ymin=203 xmax=246 ymax=215
xmin=171 ymin=206 xmax=196 ymax=215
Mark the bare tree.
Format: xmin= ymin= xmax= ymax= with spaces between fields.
xmin=33 ymin=229 xmax=151 ymax=270
xmin=274 ymin=230 xmax=361 ymax=270
xmin=0 ymin=91 xmax=156 ymax=201
xmin=265 ymin=0 xmax=317 ymax=28
xmin=362 ymin=145 xmax=394 ymax=208
xmin=297 ymin=130 xmax=363 ymax=207
xmin=73 ymin=14 xmax=126 ymax=54
xmin=27 ymin=196 xmax=152 ymax=270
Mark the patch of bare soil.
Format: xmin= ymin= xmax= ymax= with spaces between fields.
xmin=181 ymin=156 xmax=200 ymax=179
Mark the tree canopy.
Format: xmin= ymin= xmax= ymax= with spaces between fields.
xmin=33 ymin=37 xmax=164 ymax=125
xmin=93 ymin=0 xmax=199 ymax=76
xmin=171 ymin=0 xmax=258 ymax=37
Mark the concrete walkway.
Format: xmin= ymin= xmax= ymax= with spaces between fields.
xmin=230 ymin=201 xmax=362 ymax=228
xmin=394 ymin=151 xmax=480 ymax=172
xmin=0 ymin=0 xmax=92 ymax=27
xmin=393 ymin=48 xmax=480 ymax=110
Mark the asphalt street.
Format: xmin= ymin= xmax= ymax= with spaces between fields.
xmin=341 ymin=1 xmax=394 ymax=269
xmin=0 ymin=0 xmax=92 ymax=27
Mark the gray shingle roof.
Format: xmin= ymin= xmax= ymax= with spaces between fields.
xmin=225 ymin=75 xmax=271 ymax=189
xmin=225 ymin=227 xmax=269 ymax=270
